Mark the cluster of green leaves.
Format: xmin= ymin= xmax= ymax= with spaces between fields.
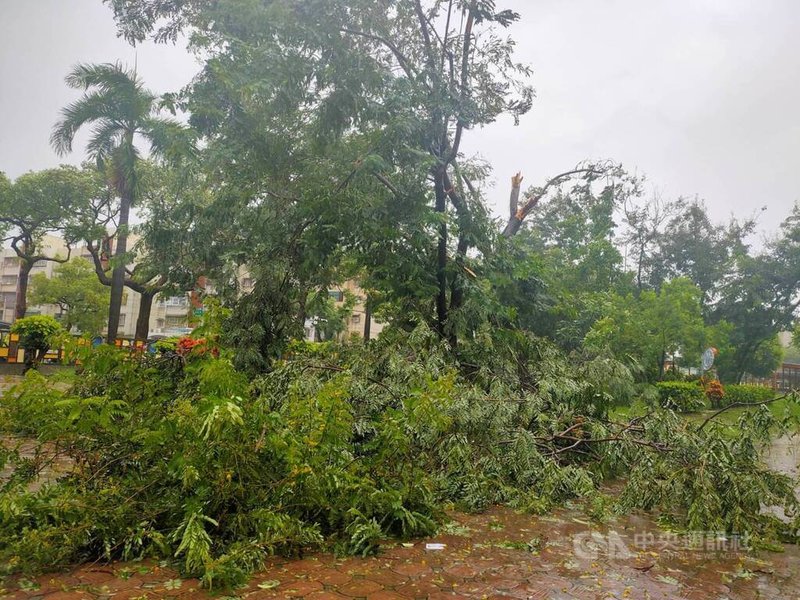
xmin=586 ymin=278 xmax=706 ymax=380
xmin=10 ymin=315 xmax=64 ymax=370
xmin=10 ymin=316 xmax=63 ymax=351
xmin=623 ymin=198 xmax=800 ymax=383
xmin=619 ymin=405 xmax=800 ymax=545
xmin=654 ymin=381 xmax=706 ymax=412
xmin=722 ymin=384 xmax=776 ymax=407
xmin=29 ymin=258 xmax=109 ymax=336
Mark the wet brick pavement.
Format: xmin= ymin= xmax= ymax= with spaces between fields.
xmin=1 ymin=505 xmax=798 ymax=600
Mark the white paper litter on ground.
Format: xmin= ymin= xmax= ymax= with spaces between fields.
xmin=425 ymin=543 xmax=446 ymax=550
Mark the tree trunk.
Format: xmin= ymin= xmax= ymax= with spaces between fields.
xmin=107 ymin=188 xmax=132 ymax=344
xmin=363 ymin=296 xmax=372 ymax=341
xmin=135 ymin=290 xmax=155 ymax=342
xmin=23 ymin=346 xmax=48 ymax=374
xmin=22 ymin=349 xmax=36 ymax=374
xmin=14 ymin=260 xmax=33 ymax=321
xmin=434 ymin=169 xmax=449 ymax=338
xmin=636 ymin=238 xmax=645 ymax=293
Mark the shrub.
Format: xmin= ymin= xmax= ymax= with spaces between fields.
xmin=722 ymin=384 xmax=775 ymax=406
xmin=703 ymin=379 xmax=725 ymax=409
xmin=10 ymin=315 xmax=64 ymax=371
xmin=654 ymin=381 xmax=706 ymax=412
xmin=153 ymin=336 xmax=180 ymax=353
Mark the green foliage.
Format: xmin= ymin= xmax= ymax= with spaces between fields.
xmin=647 ymin=199 xmax=745 ymax=305
xmin=0 ymin=166 xmax=101 ymax=319
xmin=722 ymin=385 xmax=776 ymax=407
xmin=619 ymin=405 xmax=800 ymax=543
xmin=154 ymin=336 xmax=180 ymax=353
xmin=587 ymin=278 xmax=707 ymax=381
xmin=306 ymin=289 xmax=356 ymax=342
xmin=654 ymin=381 xmax=706 ymax=412
xmin=52 ymin=61 xmax=195 ymax=342
xmin=21 ymin=0 xmax=800 ymax=588
xmin=10 ymin=315 xmax=64 ymax=365
xmin=29 ymin=258 xmax=109 ymax=335
xmin=712 ymin=248 xmax=794 ymax=383
xmin=2 ymin=325 xmax=798 ymax=587
xmin=510 ymin=187 xmax=630 ymax=350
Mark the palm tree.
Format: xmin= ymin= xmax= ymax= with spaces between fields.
xmin=52 ymin=62 xmax=191 ymax=343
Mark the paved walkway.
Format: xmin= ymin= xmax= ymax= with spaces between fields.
xmin=1 ymin=505 xmax=798 ymax=600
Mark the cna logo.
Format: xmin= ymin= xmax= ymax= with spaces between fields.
xmin=572 ymin=529 xmax=750 ymax=561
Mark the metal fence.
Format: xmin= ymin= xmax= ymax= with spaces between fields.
xmin=742 ymin=363 xmax=800 ymax=392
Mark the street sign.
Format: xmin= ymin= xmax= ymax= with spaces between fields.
xmin=701 ymin=347 xmax=716 ymax=371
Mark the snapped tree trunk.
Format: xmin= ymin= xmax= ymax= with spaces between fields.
xmin=107 ymin=188 xmax=132 ymax=344
xmin=135 ymin=290 xmax=155 ymax=342
xmin=14 ymin=260 xmax=32 ymax=321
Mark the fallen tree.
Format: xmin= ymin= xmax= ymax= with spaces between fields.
xmin=1 ymin=325 xmax=797 ymax=587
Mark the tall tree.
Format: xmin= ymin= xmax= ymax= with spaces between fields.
xmin=128 ymin=163 xmax=205 ymax=341
xmin=51 ymin=62 xmax=192 ymax=343
xmin=649 ymin=199 xmax=757 ymax=309
xmin=621 ymin=193 xmax=681 ymax=293
xmin=586 ymin=278 xmax=707 ymax=381
xmin=0 ymin=167 xmax=94 ymax=320
xmin=501 ymin=184 xmax=631 ymax=349
xmin=711 ymin=204 xmax=800 ymax=382
xmin=29 ymin=258 xmax=110 ymax=335
xmin=106 ymin=0 xmax=627 ymax=355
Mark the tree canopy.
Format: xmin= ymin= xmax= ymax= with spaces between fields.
xmin=29 ymin=258 xmax=110 ymax=336
xmin=0 ymin=166 xmax=98 ymax=319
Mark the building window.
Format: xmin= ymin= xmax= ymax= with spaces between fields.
xmin=165 ymin=296 xmax=188 ymax=307
xmin=2 ymin=292 xmax=16 ymax=307
xmin=31 ymin=260 xmax=47 ymax=270
xmin=3 ymin=257 xmax=18 ymax=268
xmin=118 ymin=314 xmax=126 ymax=327
xmin=165 ymin=315 xmax=187 ymax=327
xmin=242 ymin=278 xmax=254 ymax=289
xmin=328 ymin=290 xmax=344 ymax=302
xmin=351 ymin=315 xmax=361 ymax=325
xmin=2 ymin=275 xmax=17 ymax=285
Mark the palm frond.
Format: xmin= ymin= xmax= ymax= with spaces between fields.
xmin=53 ymin=62 xmax=158 ymax=159
xmin=142 ymin=117 xmax=197 ymax=163
xmin=86 ymin=120 xmax=125 ymax=162
xmin=51 ymin=92 xmax=120 ymax=156
xmin=64 ymin=62 xmax=143 ymax=96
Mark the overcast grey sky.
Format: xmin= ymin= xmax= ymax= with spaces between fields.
xmin=1 ymin=0 xmax=799 ymax=235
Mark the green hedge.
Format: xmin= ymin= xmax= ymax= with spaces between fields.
xmin=655 ymin=381 xmax=706 ymax=412
xmin=722 ymin=384 xmax=775 ymax=406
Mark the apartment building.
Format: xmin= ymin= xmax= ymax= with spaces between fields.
xmin=324 ymin=279 xmax=385 ymax=340
xmin=0 ymin=235 xmax=68 ymax=325
xmin=0 ymin=235 xmax=192 ymax=338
